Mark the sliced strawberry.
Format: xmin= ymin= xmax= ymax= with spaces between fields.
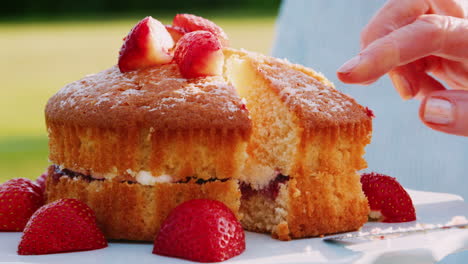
xmin=118 ymin=16 xmax=174 ymax=73
xmin=361 ymin=172 xmax=416 ymax=223
xmin=18 ymin=198 xmax=107 ymax=255
xmin=174 ymin=31 xmax=224 ymax=79
xmin=153 ymin=199 xmax=245 ymax=262
xmin=173 ymin=14 xmax=229 ymax=47
xmin=0 ymin=178 xmax=44 ymax=231
xmin=165 ymin=25 xmax=187 ymax=42
xmin=36 ymin=171 xmax=48 ymax=193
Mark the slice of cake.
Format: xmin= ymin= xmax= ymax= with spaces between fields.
xmin=45 ymin=63 xmax=251 ymax=241
xmin=224 ymin=49 xmax=372 ymax=240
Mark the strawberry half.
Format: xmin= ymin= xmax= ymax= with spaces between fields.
xmin=174 ymin=31 xmax=224 ymax=79
xmin=165 ymin=25 xmax=187 ymax=42
xmin=173 ymin=14 xmax=229 ymax=47
xmin=118 ymin=16 xmax=174 ymax=73
xmin=0 ymin=178 xmax=44 ymax=231
xmin=18 ymin=198 xmax=107 ymax=255
xmin=153 ymin=199 xmax=245 ymax=262
xmin=361 ymin=172 xmax=416 ymax=223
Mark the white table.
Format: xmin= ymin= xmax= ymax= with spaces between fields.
xmin=1 ymin=189 xmax=467 ymax=264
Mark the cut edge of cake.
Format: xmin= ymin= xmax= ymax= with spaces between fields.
xmin=223 ymin=48 xmax=372 ymax=240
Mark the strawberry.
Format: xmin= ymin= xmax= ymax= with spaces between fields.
xmin=365 ymin=106 xmax=375 ymax=118
xmin=118 ymin=16 xmax=174 ymax=73
xmin=361 ymin=172 xmax=416 ymax=223
xmin=153 ymin=199 xmax=245 ymax=262
xmin=173 ymin=14 xmax=229 ymax=47
xmin=18 ymin=198 xmax=107 ymax=255
xmin=165 ymin=25 xmax=187 ymax=42
xmin=36 ymin=171 xmax=48 ymax=193
xmin=0 ymin=178 xmax=44 ymax=231
xmin=174 ymin=31 xmax=224 ymax=79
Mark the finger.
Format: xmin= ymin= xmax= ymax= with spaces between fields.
xmin=430 ymin=60 xmax=468 ymax=90
xmin=389 ymin=60 xmax=445 ymax=100
xmin=389 ymin=63 xmax=422 ymax=100
xmin=338 ymin=15 xmax=468 ymax=84
xmin=361 ymin=0 xmax=465 ymax=49
xmin=419 ymin=55 xmax=468 ymax=89
xmin=429 ymin=0 xmax=467 ymax=17
xmin=361 ymin=0 xmax=429 ymax=48
xmin=420 ymin=90 xmax=468 ymax=136
xmin=413 ymin=73 xmax=446 ymax=100
xmin=362 ymin=78 xmax=379 ymax=85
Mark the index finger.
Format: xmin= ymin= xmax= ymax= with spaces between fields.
xmin=361 ymin=0 xmax=430 ymax=48
xmin=361 ymin=0 xmax=467 ymax=49
xmin=338 ymin=15 xmax=468 ymax=84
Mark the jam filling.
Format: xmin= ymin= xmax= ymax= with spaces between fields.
xmin=176 ymin=176 xmax=230 ymax=184
xmin=51 ymin=165 xmax=230 ymax=185
xmin=240 ymin=174 xmax=290 ymax=201
xmin=51 ymin=165 xmax=107 ymax=183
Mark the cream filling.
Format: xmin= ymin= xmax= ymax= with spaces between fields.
xmin=57 ymin=164 xmax=174 ymax=186
xmin=136 ymin=171 xmax=172 ymax=185
xmin=369 ymin=210 xmax=383 ymax=221
xmin=447 ymin=216 xmax=468 ymax=226
xmin=126 ymin=169 xmax=173 ymax=185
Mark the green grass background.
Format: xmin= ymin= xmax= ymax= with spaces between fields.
xmin=0 ymin=16 xmax=276 ymax=183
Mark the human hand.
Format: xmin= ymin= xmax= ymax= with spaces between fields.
xmin=337 ymin=0 xmax=468 ymax=136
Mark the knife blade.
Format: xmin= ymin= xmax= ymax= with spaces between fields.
xmin=323 ymin=223 xmax=468 ymax=243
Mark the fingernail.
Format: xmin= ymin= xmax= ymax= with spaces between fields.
xmin=424 ymin=97 xmax=454 ymax=125
xmin=390 ymin=73 xmax=413 ymax=100
xmin=338 ymin=56 xmax=361 ymax=74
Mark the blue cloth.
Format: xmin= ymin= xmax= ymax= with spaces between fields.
xmin=273 ymin=1 xmax=468 ymax=262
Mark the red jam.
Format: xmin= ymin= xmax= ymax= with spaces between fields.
xmin=240 ymin=174 xmax=290 ymax=200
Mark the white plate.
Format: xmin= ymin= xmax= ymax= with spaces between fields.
xmin=1 ymin=189 xmax=467 ymax=264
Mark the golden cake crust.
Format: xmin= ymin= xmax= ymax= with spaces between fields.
xmin=45 ymin=168 xmax=241 ymax=241
xmin=45 ymin=64 xmax=250 ymax=131
xmin=224 ymin=48 xmax=371 ymax=129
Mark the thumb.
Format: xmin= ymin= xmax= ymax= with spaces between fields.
xmin=420 ymin=90 xmax=468 ymax=136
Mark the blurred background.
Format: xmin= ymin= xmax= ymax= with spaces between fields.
xmin=0 ymin=0 xmax=280 ymax=182
xmin=1 ymin=0 xmax=467 ymax=262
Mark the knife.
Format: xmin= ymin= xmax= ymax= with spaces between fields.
xmin=323 ymin=223 xmax=468 ymax=243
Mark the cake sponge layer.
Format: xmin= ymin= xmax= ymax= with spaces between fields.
xmin=45 ymin=166 xmax=241 ymax=241
xmin=240 ymin=171 xmax=369 ymax=240
xmin=47 ymin=123 xmax=248 ymax=182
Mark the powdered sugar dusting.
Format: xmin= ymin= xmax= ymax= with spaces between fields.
xmin=143 ymin=76 xmax=243 ymax=120
xmin=53 ymin=64 xmax=246 ymax=119
xmin=47 ymin=63 xmax=250 ymax=131
xmin=121 ymin=89 xmax=145 ymax=96
xmin=55 ymin=66 xmax=137 ymax=109
xmin=258 ymin=58 xmax=360 ymax=121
